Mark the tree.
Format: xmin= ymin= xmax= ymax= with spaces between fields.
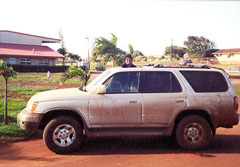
xmin=132 ymin=50 xmax=144 ymax=58
xmin=148 ymin=56 xmax=156 ymax=61
xmin=57 ymin=48 xmax=67 ymax=56
xmin=128 ymin=44 xmax=144 ymax=58
xmin=134 ymin=55 xmax=147 ymax=62
xmin=67 ymin=53 xmax=80 ymax=62
xmin=128 ymin=44 xmax=134 ymax=55
xmin=164 ymin=46 xmax=187 ymax=59
xmin=61 ymin=66 xmax=91 ymax=86
xmin=92 ymin=33 xmax=126 ymax=66
xmin=184 ymin=36 xmax=215 ymax=58
xmin=0 ymin=60 xmax=17 ymax=124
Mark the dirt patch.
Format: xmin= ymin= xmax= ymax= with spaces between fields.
xmin=17 ymin=73 xmax=46 ymax=76
xmin=8 ymin=80 xmax=79 ymax=89
xmin=9 ymin=91 xmax=30 ymax=101
xmin=230 ymin=78 xmax=240 ymax=87
xmin=0 ymin=126 xmax=240 ymax=167
xmin=1 ymin=80 xmax=80 ymax=102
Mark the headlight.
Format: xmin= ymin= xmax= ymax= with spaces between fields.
xmin=27 ymin=102 xmax=38 ymax=113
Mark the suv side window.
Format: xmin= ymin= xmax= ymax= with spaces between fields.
xmin=140 ymin=71 xmax=182 ymax=93
xmin=180 ymin=71 xmax=228 ymax=92
xmin=104 ymin=72 xmax=140 ymax=93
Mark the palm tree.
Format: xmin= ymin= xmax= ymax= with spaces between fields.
xmin=128 ymin=44 xmax=134 ymax=55
xmin=61 ymin=66 xmax=91 ymax=87
xmin=128 ymin=44 xmax=144 ymax=59
xmin=0 ymin=60 xmax=17 ymax=124
xmin=57 ymin=48 xmax=67 ymax=65
xmin=92 ymin=33 xmax=125 ymax=66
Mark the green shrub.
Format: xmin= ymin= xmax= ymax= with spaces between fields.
xmin=95 ymin=63 xmax=105 ymax=71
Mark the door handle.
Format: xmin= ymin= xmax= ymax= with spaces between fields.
xmin=129 ymin=100 xmax=138 ymax=104
xmin=176 ymin=99 xmax=184 ymax=103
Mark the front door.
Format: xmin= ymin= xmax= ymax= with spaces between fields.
xmin=89 ymin=72 xmax=142 ymax=127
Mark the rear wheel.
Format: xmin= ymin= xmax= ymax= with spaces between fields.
xmin=175 ymin=115 xmax=212 ymax=150
xmin=43 ymin=116 xmax=83 ymax=154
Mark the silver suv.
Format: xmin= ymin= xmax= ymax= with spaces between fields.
xmin=17 ymin=66 xmax=239 ymax=154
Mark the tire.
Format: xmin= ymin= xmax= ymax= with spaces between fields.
xmin=43 ymin=116 xmax=83 ymax=154
xmin=175 ymin=115 xmax=212 ymax=150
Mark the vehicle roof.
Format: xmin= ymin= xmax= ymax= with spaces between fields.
xmin=107 ymin=66 xmax=225 ymax=73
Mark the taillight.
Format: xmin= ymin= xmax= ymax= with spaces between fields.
xmin=234 ymin=96 xmax=238 ymax=111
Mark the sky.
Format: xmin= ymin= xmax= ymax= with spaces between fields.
xmin=1 ymin=0 xmax=240 ymax=58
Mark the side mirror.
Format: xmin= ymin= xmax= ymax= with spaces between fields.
xmin=80 ymin=85 xmax=87 ymax=92
xmin=97 ymin=85 xmax=106 ymax=94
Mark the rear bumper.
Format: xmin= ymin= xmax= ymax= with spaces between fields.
xmin=17 ymin=108 xmax=43 ymax=132
xmin=212 ymin=114 xmax=239 ymax=128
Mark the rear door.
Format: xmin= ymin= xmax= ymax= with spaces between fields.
xmin=180 ymin=70 xmax=230 ymax=114
xmin=140 ymin=71 xmax=187 ymax=126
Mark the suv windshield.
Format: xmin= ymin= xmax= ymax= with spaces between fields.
xmin=86 ymin=70 xmax=112 ymax=90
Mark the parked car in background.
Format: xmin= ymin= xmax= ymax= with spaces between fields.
xmin=226 ymin=66 xmax=240 ymax=78
xmin=143 ymin=64 xmax=154 ymax=67
xmin=179 ymin=59 xmax=192 ymax=66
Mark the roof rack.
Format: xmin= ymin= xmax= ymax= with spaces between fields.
xmin=153 ymin=64 xmax=227 ymax=73
xmin=154 ymin=64 xmax=211 ymax=69
xmin=208 ymin=66 xmax=226 ymax=72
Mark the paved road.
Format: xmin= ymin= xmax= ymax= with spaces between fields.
xmin=0 ymin=123 xmax=240 ymax=167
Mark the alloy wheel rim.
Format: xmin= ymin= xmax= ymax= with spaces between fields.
xmin=183 ymin=123 xmax=204 ymax=144
xmin=53 ymin=124 xmax=76 ymax=147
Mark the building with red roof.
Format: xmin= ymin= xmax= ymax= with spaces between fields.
xmin=0 ymin=30 xmax=64 ymax=66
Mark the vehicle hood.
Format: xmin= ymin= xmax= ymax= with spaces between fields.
xmin=29 ymin=88 xmax=89 ymax=102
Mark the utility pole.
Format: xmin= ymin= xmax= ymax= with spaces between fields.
xmin=170 ymin=39 xmax=173 ymax=61
xmin=85 ymin=37 xmax=90 ymax=70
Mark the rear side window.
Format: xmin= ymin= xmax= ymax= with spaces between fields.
xmin=140 ymin=71 xmax=182 ymax=93
xmin=180 ymin=71 xmax=228 ymax=92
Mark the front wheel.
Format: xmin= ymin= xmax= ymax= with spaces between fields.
xmin=43 ymin=116 xmax=83 ymax=154
xmin=175 ymin=115 xmax=212 ymax=150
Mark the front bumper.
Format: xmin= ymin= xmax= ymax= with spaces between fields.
xmin=17 ymin=108 xmax=43 ymax=132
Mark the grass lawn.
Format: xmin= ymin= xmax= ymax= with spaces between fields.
xmin=234 ymin=86 xmax=240 ymax=95
xmin=0 ymin=72 xmax=81 ymax=143
xmin=0 ymin=97 xmax=29 ymax=143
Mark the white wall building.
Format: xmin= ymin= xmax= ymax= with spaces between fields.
xmin=213 ymin=48 xmax=240 ymax=64
xmin=0 ymin=30 xmax=64 ymax=66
